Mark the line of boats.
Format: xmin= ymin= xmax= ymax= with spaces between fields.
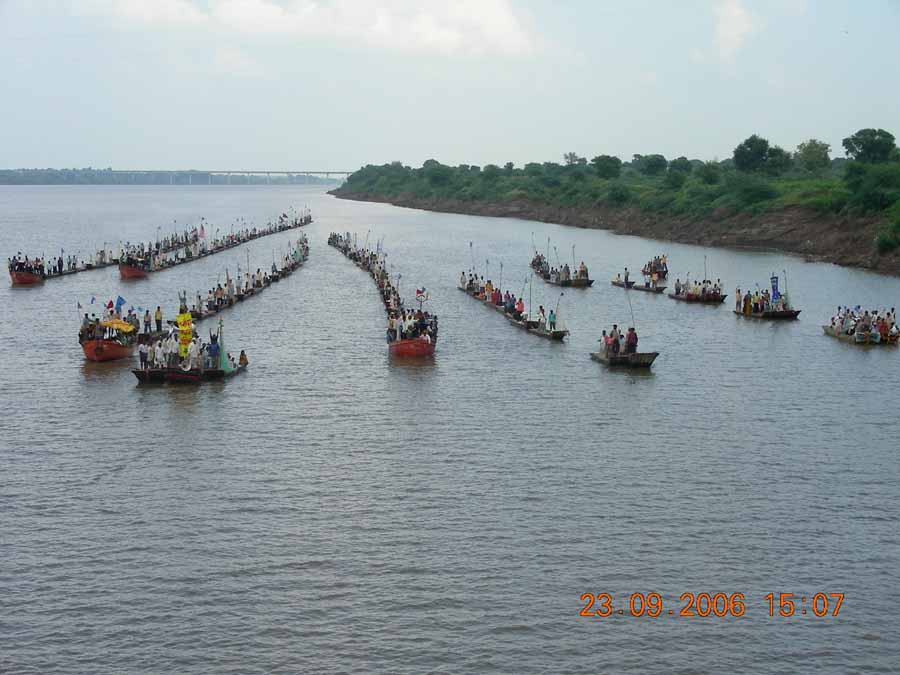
xmin=8 ymin=209 xmax=312 ymax=285
xmin=78 ymin=236 xmax=309 ymax=387
xmin=328 ymin=232 xmax=438 ymax=357
xmin=118 ymin=212 xmax=311 ymax=280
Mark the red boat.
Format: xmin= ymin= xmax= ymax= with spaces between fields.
xmin=81 ymin=338 xmax=135 ymax=362
xmin=119 ymin=262 xmax=149 ymax=279
xmin=388 ymin=336 xmax=436 ymax=357
xmin=9 ymin=269 xmax=44 ymax=285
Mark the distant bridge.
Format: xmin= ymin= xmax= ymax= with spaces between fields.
xmin=106 ymin=169 xmax=353 ymax=184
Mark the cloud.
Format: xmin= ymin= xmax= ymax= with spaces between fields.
xmin=76 ymin=0 xmax=538 ymax=58
xmin=712 ymin=0 xmax=758 ymax=63
xmin=213 ymin=46 xmax=263 ymax=76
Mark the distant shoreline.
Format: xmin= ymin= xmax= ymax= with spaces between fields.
xmin=331 ymin=191 xmax=900 ymax=278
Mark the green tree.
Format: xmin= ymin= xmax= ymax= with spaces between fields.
xmin=524 ymin=162 xmax=544 ymax=177
xmin=764 ymin=146 xmax=793 ymax=176
xmin=842 ymin=128 xmax=897 ymax=163
xmin=641 ymin=154 xmax=668 ymax=176
xmin=503 ymin=162 xmax=515 ymax=175
xmin=483 ymin=164 xmax=501 ymax=182
xmin=696 ymin=161 xmax=721 ymax=184
xmin=591 ymin=154 xmax=622 ymax=179
xmin=422 ymin=159 xmax=453 ymax=186
xmin=668 ymin=156 xmax=692 ymax=174
xmin=733 ymin=134 xmax=770 ymax=172
xmin=663 ymin=170 xmax=687 ymax=189
xmin=794 ymin=139 xmax=831 ymax=171
xmin=563 ymin=152 xmax=586 ymax=166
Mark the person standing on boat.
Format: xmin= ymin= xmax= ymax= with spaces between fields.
xmin=624 ymin=267 xmax=629 ymax=284
xmin=154 ymin=339 xmax=164 ymax=369
xmin=143 ymin=309 xmax=151 ymax=334
xmin=155 ymin=306 xmax=163 ymax=332
xmin=548 ymin=309 xmax=557 ymax=331
xmin=514 ymin=297 xmax=525 ymax=320
xmin=138 ymin=339 xmax=149 ymax=369
xmin=610 ymin=324 xmax=620 ymax=354
xmin=538 ymin=306 xmax=547 ymax=328
xmin=625 ymin=327 xmax=638 ymax=354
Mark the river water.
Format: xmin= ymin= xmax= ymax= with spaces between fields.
xmin=2 ymin=185 xmax=898 ymax=674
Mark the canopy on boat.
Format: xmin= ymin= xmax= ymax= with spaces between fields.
xmin=99 ymin=319 xmax=135 ymax=333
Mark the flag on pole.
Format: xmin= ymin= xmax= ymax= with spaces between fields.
xmin=115 ymin=295 xmax=126 ymax=311
xmin=90 ymin=296 xmax=96 ymax=304
xmin=77 ymin=301 xmax=82 ymax=309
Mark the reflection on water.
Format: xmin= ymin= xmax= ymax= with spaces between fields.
xmin=2 ymin=185 xmax=899 ymax=674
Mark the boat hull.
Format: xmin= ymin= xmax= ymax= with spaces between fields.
xmin=9 ymin=269 xmax=44 ymax=285
xmin=590 ymin=351 xmax=659 ymax=368
xmin=734 ymin=309 xmax=801 ymax=320
xmin=81 ymin=339 xmax=134 ymax=362
xmin=162 ymin=365 xmax=247 ymax=384
xmin=822 ymin=325 xmax=898 ymax=345
xmin=668 ymin=293 xmax=727 ymax=304
xmin=119 ymin=263 xmax=149 ymax=279
xmin=458 ymin=286 xmax=568 ymax=341
xmin=612 ymin=280 xmax=666 ymax=293
xmin=388 ymin=337 xmax=436 ymax=357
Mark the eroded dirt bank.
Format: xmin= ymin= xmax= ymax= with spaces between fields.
xmin=331 ymin=191 xmax=900 ymax=277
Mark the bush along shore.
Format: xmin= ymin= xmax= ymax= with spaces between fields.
xmin=331 ymin=129 xmax=900 ymax=276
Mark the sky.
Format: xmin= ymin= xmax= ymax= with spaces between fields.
xmin=1 ymin=0 xmax=899 ymax=171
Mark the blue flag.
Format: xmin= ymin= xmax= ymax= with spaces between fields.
xmin=115 ymin=295 xmax=126 ymax=310
xmin=90 ymin=296 xmax=96 ymax=304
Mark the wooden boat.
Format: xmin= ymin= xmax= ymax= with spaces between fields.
xmin=119 ymin=262 xmax=149 ymax=279
xmin=734 ymin=309 xmax=801 ymax=320
xmin=9 ymin=268 xmax=44 ymax=285
xmin=388 ymin=336 xmax=436 ymax=357
xmin=81 ymin=338 xmax=135 ymax=362
xmin=590 ymin=351 xmax=659 ymax=368
xmin=822 ymin=325 xmax=898 ymax=346
xmin=543 ymin=275 xmax=594 ymax=288
xmin=131 ymin=364 xmax=246 ymax=384
xmin=458 ymin=286 xmax=568 ymax=341
xmin=611 ymin=279 xmax=666 ymax=294
xmin=131 ymin=368 xmax=166 ymax=384
xmin=668 ymin=292 xmax=726 ymax=304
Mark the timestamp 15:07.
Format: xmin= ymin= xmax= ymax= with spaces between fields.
xmin=579 ymin=592 xmax=844 ymax=618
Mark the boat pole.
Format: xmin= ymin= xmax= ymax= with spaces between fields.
xmin=626 ymin=283 xmax=636 ymax=329
xmin=499 ymin=261 xmax=503 ymax=294
xmin=529 ymin=274 xmax=533 ymax=318
xmin=571 ymin=244 xmax=576 ymax=271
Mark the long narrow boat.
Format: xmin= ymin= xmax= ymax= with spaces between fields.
xmin=611 ymin=279 xmax=666 ymax=294
xmin=590 ymin=351 xmax=659 ymax=368
xmin=668 ymin=292 xmax=727 ymax=304
xmin=458 ymin=286 xmax=568 ymax=341
xmin=734 ymin=309 xmax=801 ymax=320
xmin=822 ymin=325 xmax=898 ymax=346
xmin=541 ymin=274 xmax=594 ymax=288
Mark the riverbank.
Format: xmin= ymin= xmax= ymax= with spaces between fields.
xmin=331 ymin=191 xmax=900 ymax=276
